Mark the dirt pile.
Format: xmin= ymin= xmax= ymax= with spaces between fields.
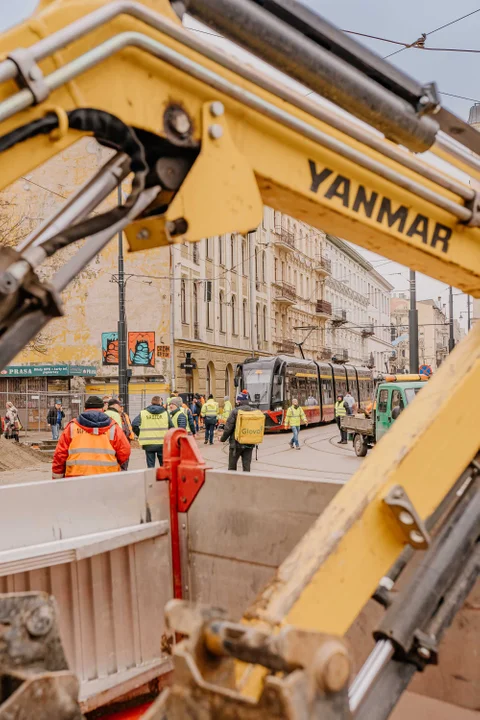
xmin=0 ymin=437 xmax=50 ymax=471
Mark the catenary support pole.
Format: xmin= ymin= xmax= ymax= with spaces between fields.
xmin=408 ymin=270 xmax=419 ymax=372
xmin=117 ymin=184 xmax=129 ymax=414
xmin=449 ymin=285 xmax=455 ymax=352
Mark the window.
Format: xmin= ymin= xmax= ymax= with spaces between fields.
xmin=262 ymin=306 xmax=267 ymax=341
xmin=242 ymin=239 xmax=247 ymax=275
xmin=206 ymin=236 xmax=212 ymax=259
xmin=391 ymin=389 xmax=404 ymax=411
xmin=255 ymin=303 xmax=260 ymax=340
xmin=274 ymin=258 xmax=278 ymax=281
xmin=255 ymin=250 xmax=259 ymax=281
xmin=193 ymin=282 xmax=199 ymax=325
xmin=230 ymin=235 xmax=235 ymax=269
xmin=262 ymin=251 xmax=266 ymax=282
xmin=231 ymin=294 xmax=237 ymax=334
xmin=192 ymin=243 xmax=199 ymax=264
xmin=219 ymin=236 xmax=224 ymax=265
xmin=378 ymin=389 xmax=388 ymax=414
xmin=243 ymin=300 xmax=248 ymax=337
xmin=180 ymin=279 xmax=187 ymax=324
xmin=219 ymin=290 xmax=225 ymax=332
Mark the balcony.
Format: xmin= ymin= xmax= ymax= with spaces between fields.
xmin=361 ymin=323 xmax=375 ymax=338
xmin=273 ymin=281 xmax=297 ymax=305
xmin=274 ymin=339 xmax=296 ymax=355
xmin=332 ymin=309 xmax=347 ymax=326
xmin=436 ymin=342 xmax=448 ymax=353
xmin=314 ymin=254 xmax=332 ymax=276
xmin=315 ymin=299 xmax=332 ymax=318
xmin=332 ymin=349 xmax=349 ymax=363
xmin=274 ymin=227 xmax=296 ymax=251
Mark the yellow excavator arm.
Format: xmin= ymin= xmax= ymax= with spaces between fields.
xmin=0 ymin=1 xmax=478 ymax=718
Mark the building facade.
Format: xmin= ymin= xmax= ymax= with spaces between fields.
xmin=390 ymin=295 xmax=457 ymax=373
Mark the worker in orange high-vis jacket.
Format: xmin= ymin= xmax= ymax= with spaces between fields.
xmin=52 ymin=396 xmax=131 ymax=479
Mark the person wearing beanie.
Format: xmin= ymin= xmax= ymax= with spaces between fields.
xmin=168 ymin=396 xmax=188 ymax=431
xmin=132 ymin=395 xmax=173 ymax=468
xmin=52 ymin=396 xmax=131 ymax=479
xmin=105 ymin=398 xmax=135 ymax=470
xmin=220 ymin=393 xmax=255 ymax=472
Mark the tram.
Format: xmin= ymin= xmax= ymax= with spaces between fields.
xmin=238 ymin=355 xmax=374 ymax=431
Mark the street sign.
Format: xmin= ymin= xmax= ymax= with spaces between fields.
xmin=419 ymin=364 xmax=432 ymax=377
xmin=0 ymin=364 xmax=97 ymax=377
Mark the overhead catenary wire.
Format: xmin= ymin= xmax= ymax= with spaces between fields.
xmin=383 ymin=7 xmax=480 ymax=59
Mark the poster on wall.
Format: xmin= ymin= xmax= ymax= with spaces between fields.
xmin=102 ymin=332 xmax=119 ymax=365
xmin=128 ymin=332 xmax=155 ymax=367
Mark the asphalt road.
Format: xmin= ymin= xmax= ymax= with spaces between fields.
xmin=0 ymin=423 xmax=362 ymax=485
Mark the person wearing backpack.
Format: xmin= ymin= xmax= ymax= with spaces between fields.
xmin=285 ymin=398 xmax=308 ymax=450
xmin=220 ymin=393 xmax=264 ymax=472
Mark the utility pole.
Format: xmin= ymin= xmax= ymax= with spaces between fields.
xmin=408 ymin=270 xmax=419 ymax=373
xmin=170 ymin=248 xmax=177 ymax=393
xmin=117 ymin=185 xmax=129 ymax=414
xmin=449 ymin=286 xmax=455 ymax=352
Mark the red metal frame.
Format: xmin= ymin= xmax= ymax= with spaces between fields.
xmin=156 ymin=429 xmax=207 ymax=599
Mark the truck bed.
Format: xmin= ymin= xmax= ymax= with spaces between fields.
xmin=341 ymin=414 xmax=374 ymax=436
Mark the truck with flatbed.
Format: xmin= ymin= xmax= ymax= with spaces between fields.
xmin=342 ymin=375 xmax=429 ymax=456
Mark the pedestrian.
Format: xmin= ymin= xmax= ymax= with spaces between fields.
xmin=190 ymin=394 xmax=202 ymax=433
xmin=306 ymin=394 xmax=317 ymax=406
xmin=220 ymin=393 xmax=263 ymax=471
xmin=132 ymin=395 xmax=173 ymax=468
xmin=198 ymin=394 xmax=206 ymax=429
xmin=104 ymin=398 xmax=133 ymax=469
xmin=219 ymin=395 xmax=233 ymax=428
xmin=51 ymin=396 xmax=130 ymax=479
xmin=344 ymin=391 xmax=355 ymax=415
xmin=166 ymin=389 xmax=179 ymax=406
xmin=168 ymin=397 xmax=188 ymax=430
xmin=201 ymin=394 xmax=218 ymax=445
xmin=102 ymin=395 xmax=111 ymax=412
xmin=285 ymin=398 xmax=308 ymax=449
xmin=47 ymin=402 xmax=64 ymax=441
xmin=335 ymin=394 xmax=348 ymax=444
xmin=181 ymin=399 xmax=196 ymax=435
xmin=4 ymin=402 xmax=21 ymax=442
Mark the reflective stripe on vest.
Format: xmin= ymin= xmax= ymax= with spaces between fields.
xmin=138 ymin=409 xmax=169 ymax=446
xmin=65 ymin=423 xmax=119 ymax=476
xmin=335 ymin=401 xmax=347 ymax=417
xmin=203 ymin=401 xmax=218 ymax=417
xmin=171 ymin=408 xmax=187 ymax=428
xmin=286 ymin=406 xmax=305 ymax=427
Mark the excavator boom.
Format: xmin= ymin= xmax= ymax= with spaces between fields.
xmin=0 ymin=2 xmax=477 ymax=719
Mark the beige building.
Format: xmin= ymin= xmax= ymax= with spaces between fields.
xmin=390 ymin=295 xmax=459 ymax=373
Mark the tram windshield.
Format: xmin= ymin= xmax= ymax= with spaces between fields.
xmin=243 ymin=364 xmax=272 ymax=406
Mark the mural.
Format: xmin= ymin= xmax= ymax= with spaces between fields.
xmin=128 ymin=332 xmax=155 ymax=367
xmin=102 ymin=332 xmax=119 ymax=365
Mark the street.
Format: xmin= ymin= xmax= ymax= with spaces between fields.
xmin=0 ymin=424 xmax=361 ymax=485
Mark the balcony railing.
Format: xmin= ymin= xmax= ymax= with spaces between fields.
xmin=314 ymin=255 xmax=332 ymax=275
xmin=274 ymin=339 xmax=296 ymax=354
xmin=317 ymin=346 xmax=332 ymax=360
xmin=315 ymin=299 xmax=332 ymax=316
xmin=273 ymin=281 xmax=297 ymax=304
xmin=361 ymin=323 xmax=375 ymax=337
xmin=274 ymin=227 xmax=296 ymax=250
xmin=332 ymin=309 xmax=347 ymax=326
xmin=436 ymin=342 xmax=448 ymax=352
xmin=333 ymin=349 xmax=349 ymax=363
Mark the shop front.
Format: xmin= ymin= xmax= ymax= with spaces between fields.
xmin=0 ymin=365 xmax=97 ymax=431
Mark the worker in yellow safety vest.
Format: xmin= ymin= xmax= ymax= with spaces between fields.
xmin=334 ymin=394 xmax=348 ymax=444
xmin=201 ymin=394 xmax=219 ymax=445
xmin=220 ymin=396 xmax=233 ymax=427
xmin=285 ymin=398 xmax=308 ymax=449
xmin=132 ymin=395 xmax=173 ymax=468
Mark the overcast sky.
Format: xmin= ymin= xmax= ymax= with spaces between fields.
xmin=2 ymin=0 xmax=477 ymax=326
